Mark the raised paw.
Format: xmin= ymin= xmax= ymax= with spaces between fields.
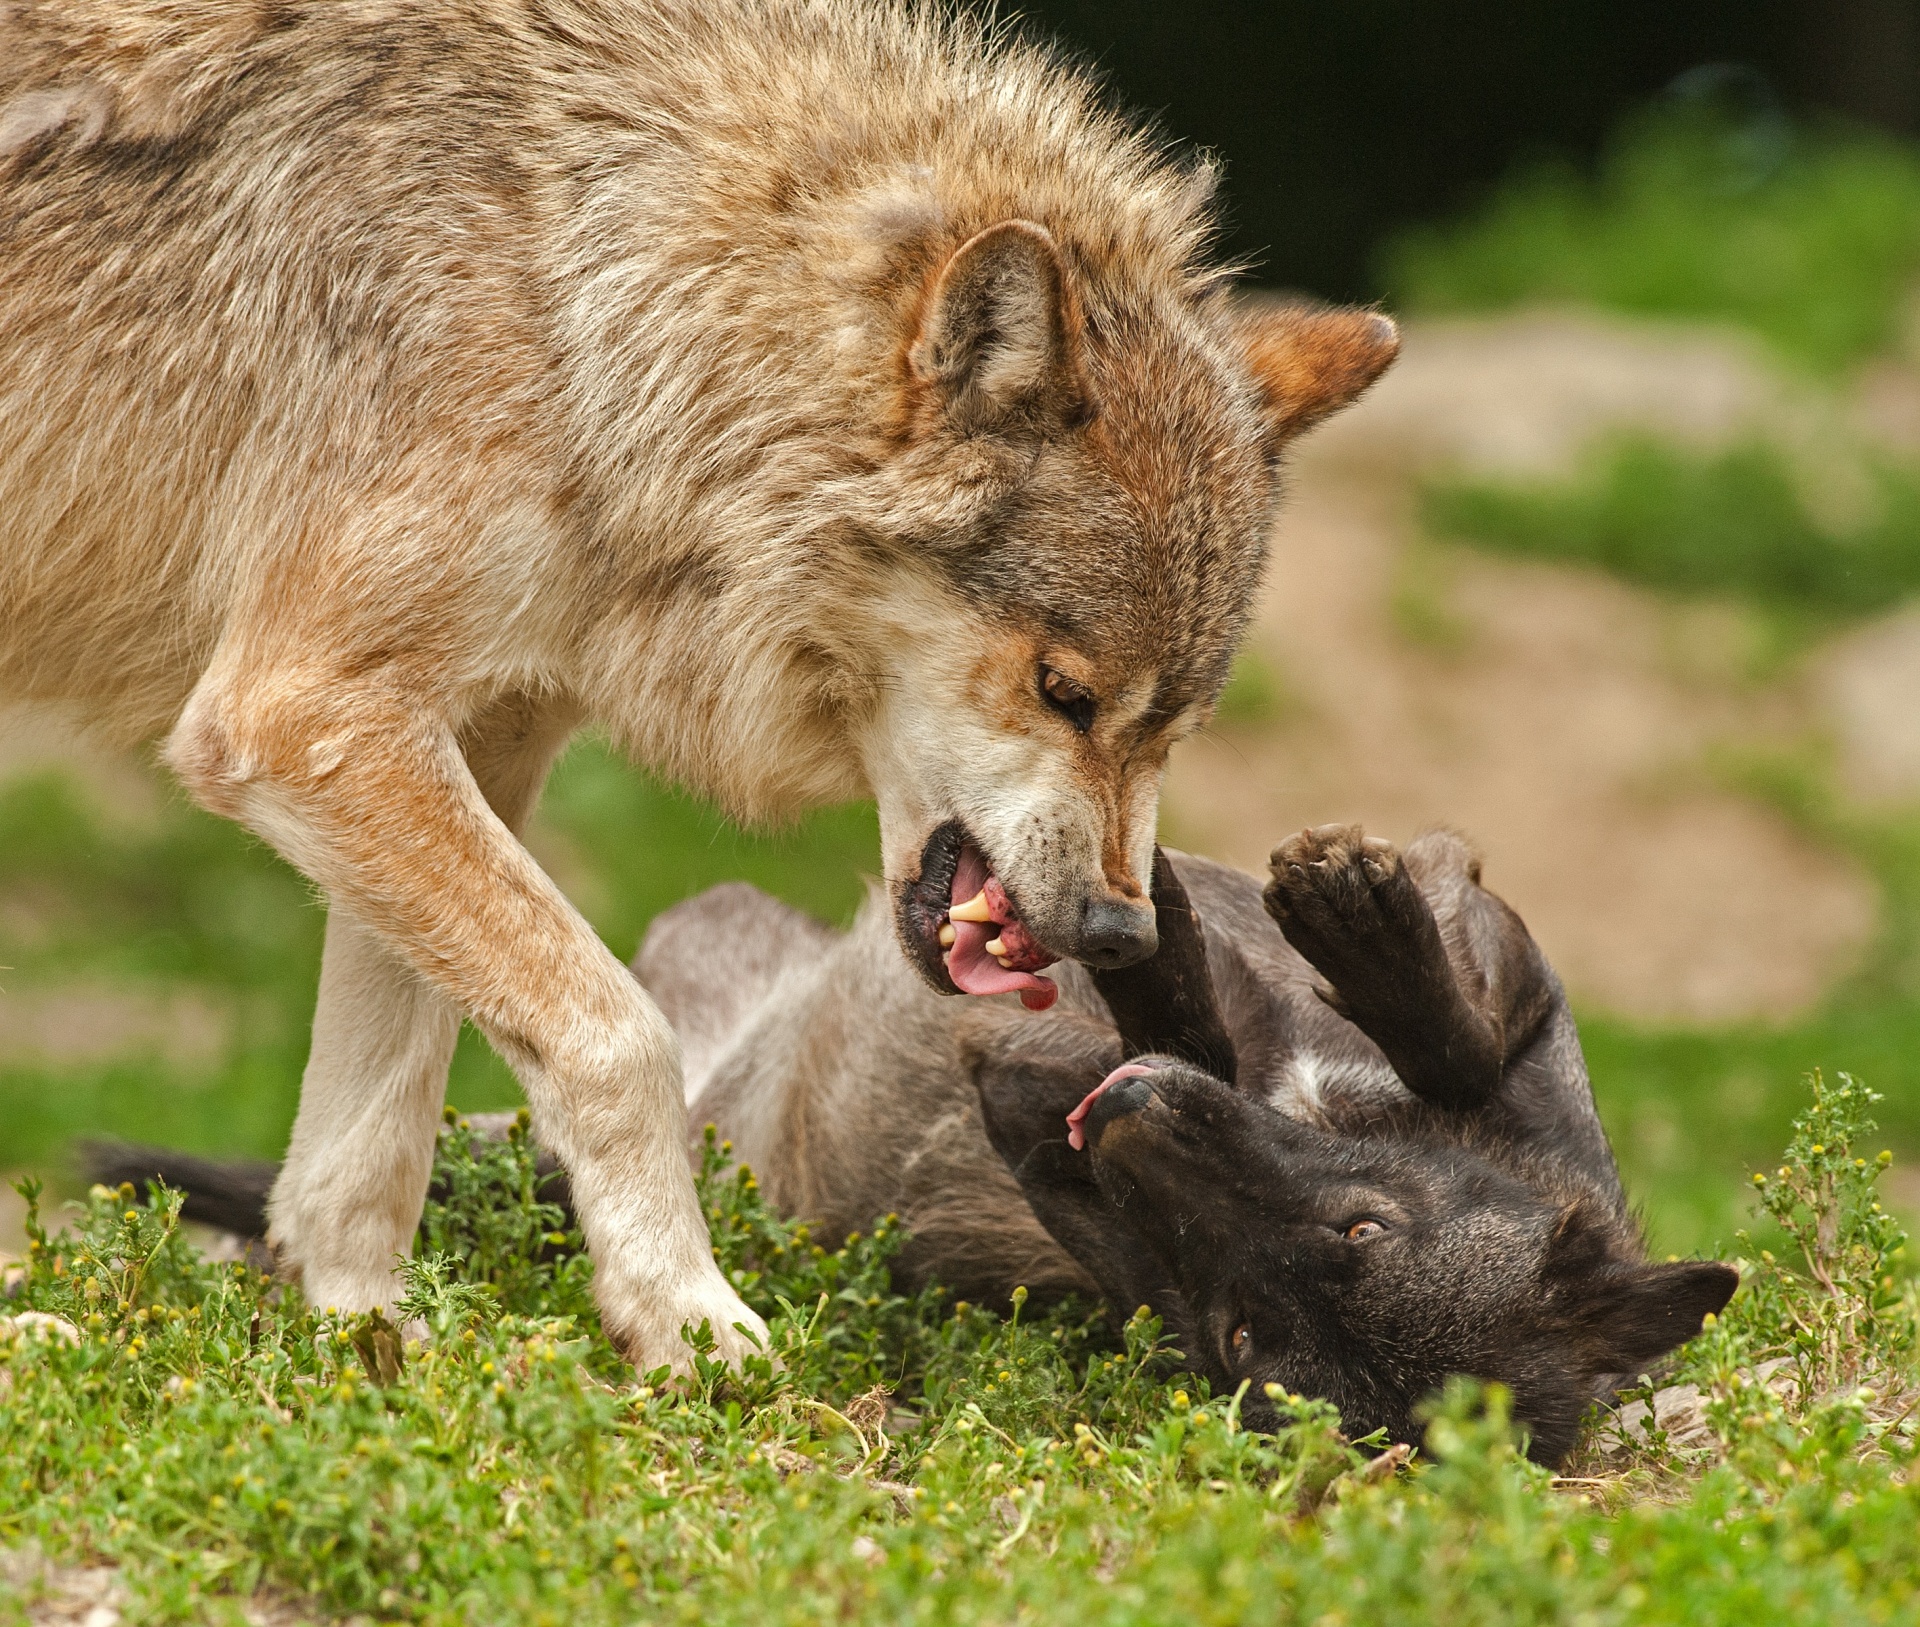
xmin=1264 ymin=823 xmax=1504 ymax=1110
xmin=1263 ymin=823 xmax=1418 ymax=959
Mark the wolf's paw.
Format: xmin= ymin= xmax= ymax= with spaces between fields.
xmin=1265 ymin=823 xmax=1402 ymax=932
xmin=603 ymin=1272 xmax=771 ymax=1379
xmin=1263 ymin=824 xmax=1433 ymax=989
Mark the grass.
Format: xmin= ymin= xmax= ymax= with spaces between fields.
xmin=1419 ymin=437 xmax=1920 ymax=640
xmin=3 ymin=1071 xmax=1918 ymax=1624
xmin=7 ymin=750 xmax=1920 ymax=1619
xmin=1382 ymin=106 xmax=1920 ymax=375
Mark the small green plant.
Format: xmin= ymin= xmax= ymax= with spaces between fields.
xmin=1384 ymin=105 xmax=1920 ymax=373
xmin=1693 ymin=1070 xmax=1912 ymax=1402
xmin=1421 ymin=434 xmax=1920 ymax=628
xmin=693 ymin=1124 xmax=947 ymax=1404
xmin=417 ymin=1109 xmax=597 ymax=1328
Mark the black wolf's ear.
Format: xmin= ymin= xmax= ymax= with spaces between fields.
xmin=1235 ymin=302 xmax=1399 ymax=453
xmin=1572 ymin=1259 xmax=1740 ymax=1376
xmin=909 ymin=220 xmax=1090 ymax=437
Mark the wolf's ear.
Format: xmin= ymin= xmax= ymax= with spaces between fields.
xmin=1568 ymin=1258 xmax=1740 ymax=1376
xmin=1235 ymin=302 xmax=1399 ymax=453
xmin=908 ymin=220 xmax=1089 ymax=437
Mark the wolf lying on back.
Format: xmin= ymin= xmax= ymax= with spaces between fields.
xmin=638 ymin=823 xmax=1735 ymax=1463
xmin=105 ymin=823 xmax=1733 ymax=1463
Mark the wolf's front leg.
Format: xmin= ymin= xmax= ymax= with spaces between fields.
xmin=169 ymin=672 xmax=766 ymax=1374
xmin=268 ymin=909 xmax=460 ymax=1312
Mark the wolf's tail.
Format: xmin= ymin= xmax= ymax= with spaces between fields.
xmin=77 ymin=1140 xmax=276 ymax=1238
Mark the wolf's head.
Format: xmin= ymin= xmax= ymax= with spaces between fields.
xmin=844 ymin=221 xmax=1398 ymax=994
xmin=1067 ymin=1061 xmax=1736 ymax=1463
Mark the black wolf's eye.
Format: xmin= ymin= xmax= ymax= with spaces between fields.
xmin=1040 ymin=666 xmax=1096 ymax=733
xmin=1230 ymin=1322 xmax=1252 ymax=1356
xmin=1343 ymin=1218 xmax=1387 ymax=1241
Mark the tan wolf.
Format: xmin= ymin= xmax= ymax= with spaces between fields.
xmin=0 ymin=0 xmax=1397 ymax=1371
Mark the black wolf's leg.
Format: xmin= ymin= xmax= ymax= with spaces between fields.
xmin=1090 ymin=846 xmax=1238 ymax=1085
xmin=1262 ymin=825 xmax=1548 ymax=1111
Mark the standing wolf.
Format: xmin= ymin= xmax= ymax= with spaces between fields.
xmin=0 ymin=0 xmax=1397 ymax=1370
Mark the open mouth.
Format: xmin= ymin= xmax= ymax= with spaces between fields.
xmin=904 ymin=822 xmax=1059 ymax=1011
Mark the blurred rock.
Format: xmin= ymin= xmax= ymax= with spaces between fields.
xmin=1604 ymin=1381 xmax=1714 ymax=1455
xmin=0 ymin=703 xmax=160 ymax=821
xmin=0 ymin=987 xmax=231 ymax=1070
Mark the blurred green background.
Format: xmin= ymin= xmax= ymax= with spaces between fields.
xmin=9 ymin=7 xmax=1920 ymax=1260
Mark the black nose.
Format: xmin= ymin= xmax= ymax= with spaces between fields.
xmin=1076 ymin=895 xmax=1157 ymax=968
xmin=1087 ymin=1071 xmax=1158 ymax=1141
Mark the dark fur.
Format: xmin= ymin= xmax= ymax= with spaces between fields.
xmin=93 ymin=826 xmax=1734 ymax=1464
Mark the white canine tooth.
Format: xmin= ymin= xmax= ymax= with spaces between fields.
xmin=949 ymin=891 xmax=993 ymax=923
xmin=984 ymin=937 xmax=1007 ymax=957
xmin=995 ymin=956 xmax=1014 ymax=969
xmin=938 ymin=922 xmax=956 ymax=948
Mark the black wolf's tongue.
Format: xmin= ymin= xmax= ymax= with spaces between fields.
xmin=947 ymin=846 xmax=1058 ymax=1011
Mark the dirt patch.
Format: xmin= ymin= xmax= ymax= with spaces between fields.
xmin=0 ymin=1548 xmax=335 ymax=1626
xmin=1816 ymin=605 xmax=1920 ymax=805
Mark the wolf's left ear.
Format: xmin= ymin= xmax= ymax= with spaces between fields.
xmin=1234 ymin=302 xmax=1399 ymax=453
xmin=909 ymin=220 xmax=1089 ymax=437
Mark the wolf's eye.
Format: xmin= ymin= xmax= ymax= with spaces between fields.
xmin=1040 ymin=666 xmax=1096 ymax=733
xmin=1230 ymin=1322 xmax=1252 ymax=1356
xmin=1343 ymin=1218 xmax=1387 ymax=1241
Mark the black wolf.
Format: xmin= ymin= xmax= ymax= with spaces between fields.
xmin=95 ymin=825 xmax=1732 ymax=1463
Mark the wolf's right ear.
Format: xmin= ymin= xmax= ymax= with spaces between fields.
xmin=907 ymin=220 xmax=1090 ymax=438
xmin=1546 ymin=1207 xmax=1740 ymax=1373
xmin=1235 ymin=302 xmax=1399 ymax=454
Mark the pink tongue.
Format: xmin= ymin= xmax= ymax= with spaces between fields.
xmin=947 ymin=845 xmax=1058 ymax=1012
xmin=1066 ymin=1062 xmax=1160 ymax=1151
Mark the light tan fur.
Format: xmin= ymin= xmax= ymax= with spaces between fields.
xmin=0 ymin=0 xmax=1395 ymax=1369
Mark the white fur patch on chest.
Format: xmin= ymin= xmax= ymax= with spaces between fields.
xmin=1265 ymin=1049 xmax=1405 ymax=1123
